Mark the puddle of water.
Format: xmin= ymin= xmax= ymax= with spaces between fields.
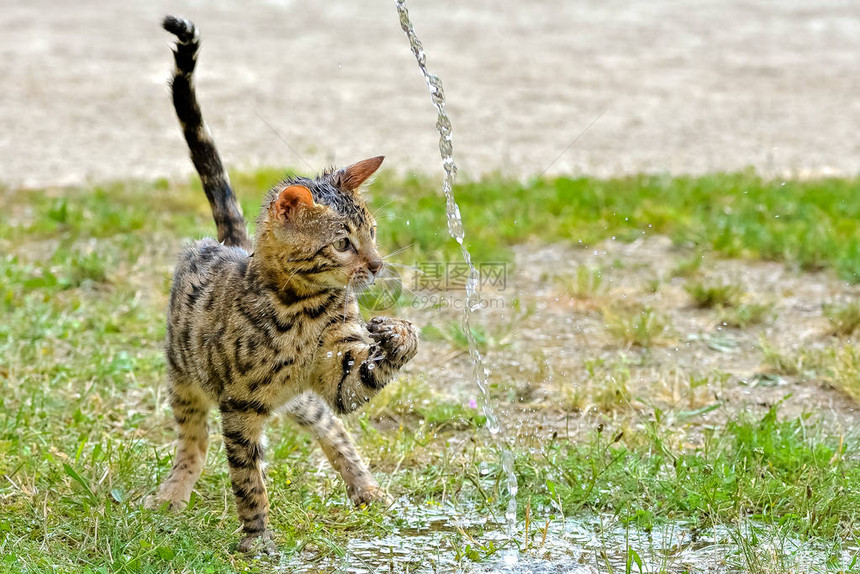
xmin=279 ymin=501 xmax=858 ymax=573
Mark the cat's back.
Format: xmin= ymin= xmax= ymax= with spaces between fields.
xmin=165 ymin=238 xmax=252 ymax=387
xmin=171 ymin=238 xmax=248 ymax=305
xmin=168 ymin=238 xmax=249 ymax=336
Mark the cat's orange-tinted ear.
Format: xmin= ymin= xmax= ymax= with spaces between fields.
xmin=273 ymin=185 xmax=314 ymax=221
xmin=333 ymin=156 xmax=384 ymax=192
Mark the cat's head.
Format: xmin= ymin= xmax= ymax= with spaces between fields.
xmin=255 ymin=156 xmax=385 ymax=291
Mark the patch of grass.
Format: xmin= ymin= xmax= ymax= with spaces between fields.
xmin=757 ymin=340 xmax=860 ymax=404
xmin=418 ymin=304 xmax=525 ymax=353
xmin=758 ymin=340 xmax=816 ymax=377
xmin=5 ymin=170 xmax=860 ymax=280
xmin=590 ymin=358 xmax=632 ymax=412
xmin=645 ymin=277 xmax=661 ymax=294
xmin=719 ymin=302 xmax=775 ymax=328
xmin=671 ymin=252 xmax=704 ymax=278
xmin=420 ymin=321 xmax=489 ymax=353
xmin=374 ymin=171 xmax=860 ymax=282
xmin=517 ymin=403 xmax=859 ymax=540
xmin=652 ymin=370 xmax=727 ymax=414
xmin=603 ymin=305 xmax=669 ymax=348
xmin=556 ymin=357 xmax=635 ymax=413
xmin=365 ymin=378 xmax=486 ymax=431
xmin=772 ymin=343 xmax=860 ymax=402
xmin=685 ymin=279 xmax=743 ymax=309
xmin=557 ymin=265 xmax=603 ymax=299
xmin=826 ymin=344 xmax=860 ymax=401
xmin=824 ymin=302 xmax=860 ymax=337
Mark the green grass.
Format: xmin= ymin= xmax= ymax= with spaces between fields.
xmin=824 ymin=302 xmax=860 ymax=337
xmin=370 ymin=170 xmax=860 ymax=282
xmin=671 ymin=252 xmax=705 ymax=278
xmin=603 ymin=305 xmax=669 ymax=348
xmin=555 ymin=265 xmax=604 ymax=299
xmin=685 ymin=279 xmax=743 ymax=309
xmin=517 ymin=402 xmax=859 ymax=538
xmin=2 ymin=170 xmax=860 ymax=571
xmin=719 ymin=302 xmax=775 ymax=328
xmin=760 ymin=342 xmax=860 ymax=403
xmin=5 ymin=170 xmax=860 ymax=280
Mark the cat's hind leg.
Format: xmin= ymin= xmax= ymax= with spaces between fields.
xmin=146 ymin=379 xmax=212 ymax=511
xmin=285 ymin=393 xmax=391 ymax=506
xmin=219 ymin=401 xmax=276 ymax=554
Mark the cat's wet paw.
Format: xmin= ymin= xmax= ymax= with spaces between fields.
xmin=348 ymin=483 xmax=394 ymax=507
xmin=366 ymin=317 xmax=418 ymax=366
xmin=237 ymin=530 xmax=277 ymax=555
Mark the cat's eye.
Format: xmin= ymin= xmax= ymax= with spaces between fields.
xmin=370 ymin=227 xmax=377 ymax=240
xmin=333 ymin=237 xmax=352 ymax=252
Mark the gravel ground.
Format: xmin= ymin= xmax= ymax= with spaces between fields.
xmin=3 ymin=0 xmax=860 ymax=189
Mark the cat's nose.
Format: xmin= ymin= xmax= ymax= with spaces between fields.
xmin=367 ymin=259 xmax=383 ymax=275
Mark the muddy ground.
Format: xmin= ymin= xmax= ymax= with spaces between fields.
xmin=3 ymin=0 xmax=860 ymax=188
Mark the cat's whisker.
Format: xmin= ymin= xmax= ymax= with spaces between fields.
xmin=342 ymin=277 xmax=356 ymax=324
xmin=377 ymin=264 xmax=432 ymax=302
xmin=382 ymin=243 xmax=415 ymax=260
xmin=281 ymin=266 xmax=303 ymax=290
xmin=371 ymin=199 xmax=397 ymax=219
xmin=254 ymin=111 xmax=314 ymax=171
xmin=397 ymin=282 xmax=423 ymax=301
xmin=372 ymin=267 xmax=420 ymax=303
xmin=374 ymin=266 xmax=396 ymax=278
xmin=373 ymin=269 xmax=422 ymax=303
xmin=375 ymin=215 xmax=409 ymax=225
xmin=383 ymin=261 xmax=430 ymax=276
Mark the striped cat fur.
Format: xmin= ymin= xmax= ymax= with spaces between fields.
xmin=146 ymin=16 xmax=418 ymax=554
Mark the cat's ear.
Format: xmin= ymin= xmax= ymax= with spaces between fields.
xmin=272 ymin=185 xmax=314 ymax=221
xmin=331 ymin=156 xmax=384 ymax=192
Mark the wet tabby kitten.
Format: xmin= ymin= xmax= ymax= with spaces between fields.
xmin=146 ymin=16 xmax=418 ymax=553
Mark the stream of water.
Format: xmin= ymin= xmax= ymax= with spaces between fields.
xmin=393 ymin=0 xmax=519 ymax=559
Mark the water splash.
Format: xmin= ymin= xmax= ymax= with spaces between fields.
xmin=394 ymin=0 xmax=519 ymax=554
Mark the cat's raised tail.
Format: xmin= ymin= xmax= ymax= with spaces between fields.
xmin=162 ymin=15 xmax=251 ymax=251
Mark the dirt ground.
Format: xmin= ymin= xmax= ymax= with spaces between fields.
xmin=3 ymin=1 xmax=860 ymax=189
xmin=397 ymin=236 xmax=860 ymax=438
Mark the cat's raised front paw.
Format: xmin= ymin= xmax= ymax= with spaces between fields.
xmin=366 ymin=316 xmax=418 ymax=366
